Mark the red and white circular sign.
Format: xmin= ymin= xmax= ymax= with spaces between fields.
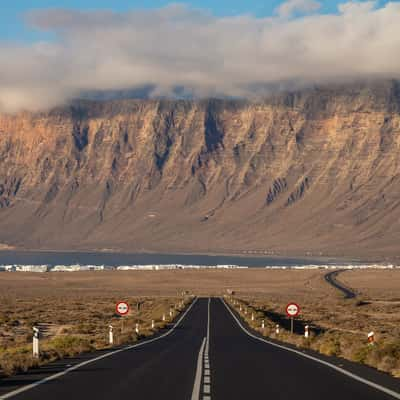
xmin=286 ymin=303 xmax=300 ymax=317
xmin=116 ymin=301 xmax=130 ymax=316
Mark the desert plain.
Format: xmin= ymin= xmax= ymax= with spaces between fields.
xmin=0 ymin=268 xmax=399 ymax=377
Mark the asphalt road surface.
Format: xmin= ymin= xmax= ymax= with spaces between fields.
xmin=325 ymin=269 xmax=357 ymax=299
xmin=1 ymin=298 xmax=400 ymax=400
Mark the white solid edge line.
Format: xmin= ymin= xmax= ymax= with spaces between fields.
xmin=221 ymin=298 xmax=400 ymax=400
xmin=191 ymin=337 xmax=206 ymax=400
xmin=0 ymin=298 xmax=199 ymax=400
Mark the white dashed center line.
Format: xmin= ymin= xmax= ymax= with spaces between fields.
xmin=192 ymin=298 xmax=212 ymax=400
xmin=202 ymin=298 xmax=212 ymax=400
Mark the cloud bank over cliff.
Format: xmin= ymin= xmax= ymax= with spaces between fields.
xmin=1 ymin=1 xmax=400 ymax=112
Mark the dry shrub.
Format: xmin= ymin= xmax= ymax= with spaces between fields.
xmin=49 ymin=336 xmax=94 ymax=358
xmin=0 ymin=346 xmax=39 ymax=376
xmin=231 ymin=297 xmax=400 ymax=378
xmin=318 ymin=338 xmax=341 ymax=357
xmin=366 ymin=340 xmax=400 ymax=373
xmin=377 ymin=356 xmax=398 ymax=373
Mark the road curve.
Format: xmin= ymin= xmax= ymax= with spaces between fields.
xmin=325 ymin=269 xmax=357 ymax=298
xmin=1 ymin=297 xmax=400 ymax=400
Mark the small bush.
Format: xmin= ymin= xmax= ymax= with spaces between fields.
xmin=50 ymin=336 xmax=93 ymax=358
xmin=319 ymin=339 xmax=340 ymax=357
xmin=0 ymin=346 xmax=39 ymax=376
xmin=76 ymin=323 xmax=96 ymax=334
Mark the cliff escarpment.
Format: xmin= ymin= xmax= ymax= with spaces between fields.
xmin=1 ymin=81 xmax=400 ymax=259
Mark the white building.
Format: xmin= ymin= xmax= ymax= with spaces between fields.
xmin=15 ymin=265 xmax=50 ymax=272
xmin=50 ymin=264 xmax=110 ymax=272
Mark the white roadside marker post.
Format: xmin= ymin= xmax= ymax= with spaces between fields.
xmin=276 ymin=324 xmax=280 ymax=335
xmin=169 ymin=308 xmax=173 ymax=318
xmin=239 ymin=305 xmax=242 ymax=312
xmin=33 ymin=327 xmax=40 ymax=359
xmin=109 ymin=325 xmax=114 ymax=345
xmin=368 ymin=331 xmax=375 ymax=345
xmin=261 ymin=320 xmax=265 ymax=329
xmin=162 ymin=313 xmax=166 ymax=322
xmin=151 ymin=320 xmax=155 ymax=329
xmin=251 ymin=313 xmax=254 ymax=321
xmin=135 ymin=323 xmax=139 ymax=335
xmin=305 ymin=325 xmax=310 ymax=338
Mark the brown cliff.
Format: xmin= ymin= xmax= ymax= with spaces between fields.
xmin=1 ymin=81 xmax=400 ymax=259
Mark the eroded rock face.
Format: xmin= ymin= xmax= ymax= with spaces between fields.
xmin=1 ymin=81 xmax=400 ymax=258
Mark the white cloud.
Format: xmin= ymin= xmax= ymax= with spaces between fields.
xmin=277 ymin=0 xmax=321 ymax=18
xmin=1 ymin=1 xmax=400 ymax=112
xmin=338 ymin=1 xmax=377 ymax=15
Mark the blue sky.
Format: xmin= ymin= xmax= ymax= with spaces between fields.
xmin=0 ymin=0 xmax=385 ymax=42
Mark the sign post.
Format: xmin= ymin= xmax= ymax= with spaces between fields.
xmin=286 ymin=303 xmax=300 ymax=334
xmin=116 ymin=301 xmax=130 ymax=333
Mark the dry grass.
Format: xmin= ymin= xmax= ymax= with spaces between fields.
xmin=0 ymin=269 xmax=324 ymax=297
xmin=0 ymin=294 xmax=188 ymax=376
xmin=340 ymin=269 xmax=400 ymax=300
xmin=0 ymin=272 xmax=193 ymax=376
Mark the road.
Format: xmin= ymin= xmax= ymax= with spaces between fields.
xmin=325 ymin=269 xmax=357 ymax=298
xmin=1 ymin=298 xmax=400 ymax=400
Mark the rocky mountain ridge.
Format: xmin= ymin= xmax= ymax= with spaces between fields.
xmin=1 ymin=81 xmax=400 ymax=259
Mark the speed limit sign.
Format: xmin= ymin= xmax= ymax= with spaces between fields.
xmin=286 ymin=303 xmax=300 ymax=334
xmin=286 ymin=303 xmax=300 ymax=317
xmin=116 ymin=301 xmax=130 ymax=316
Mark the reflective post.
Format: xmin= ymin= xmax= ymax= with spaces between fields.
xmin=109 ymin=325 xmax=114 ymax=345
xmin=305 ymin=325 xmax=310 ymax=338
xmin=33 ymin=327 xmax=40 ymax=358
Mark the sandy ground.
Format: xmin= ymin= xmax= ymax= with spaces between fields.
xmin=0 ymin=269 xmax=328 ymax=298
xmin=1 ymin=268 xmax=399 ymax=347
xmin=1 ymin=268 xmax=399 ymax=376
xmin=339 ymin=269 xmax=400 ymax=300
